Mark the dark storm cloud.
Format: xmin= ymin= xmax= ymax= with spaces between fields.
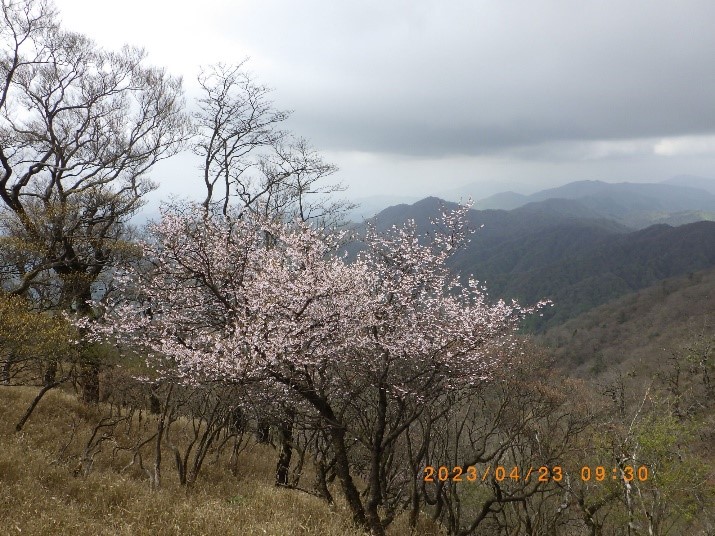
xmin=218 ymin=0 xmax=715 ymax=157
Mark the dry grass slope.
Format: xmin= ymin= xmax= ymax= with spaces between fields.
xmin=0 ymin=387 xmax=441 ymax=536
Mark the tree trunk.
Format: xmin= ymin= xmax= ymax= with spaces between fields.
xmin=1 ymin=352 xmax=12 ymax=384
xmin=44 ymin=360 xmax=58 ymax=386
xmin=80 ymin=362 xmax=100 ymax=404
xmin=314 ymin=459 xmax=334 ymax=505
xmin=275 ymin=410 xmax=295 ymax=486
xmin=149 ymin=383 xmax=161 ymax=414
xmin=329 ymin=425 xmax=368 ymax=530
xmin=366 ymin=387 xmax=388 ymax=536
xmin=15 ymin=381 xmax=59 ymax=431
xmin=59 ymin=271 xmax=101 ymax=404
xmin=273 ymin=375 xmax=369 ymax=532
xmin=255 ymin=419 xmax=270 ymax=444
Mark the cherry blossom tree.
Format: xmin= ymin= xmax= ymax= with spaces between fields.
xmin=87 ymin=201 xmax=542 ymax=535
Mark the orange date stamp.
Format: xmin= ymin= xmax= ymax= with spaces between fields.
xmin=423 ymin=465 xmax=649 ymax=483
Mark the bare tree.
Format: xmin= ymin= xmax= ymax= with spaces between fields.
xmin=193 ymin=61 xmax=352 ymax=224
xmin=193 ymin=61 xmax=288 ymax=215
xmin=255 ymin=136 xmax=352 ymax=226
xmin=0 ymin=0 xmax=190 ymax=399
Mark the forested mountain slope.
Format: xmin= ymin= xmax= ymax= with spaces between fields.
xmin=492 ymin=221 xmax=715 ymax=329
xmin=538 ymin=267 xmax=715 ymax=377
xmin=367 ymin=198 xmax=715 ymax=330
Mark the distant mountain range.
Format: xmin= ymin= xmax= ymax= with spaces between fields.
xmin=472 ymin=178 xmax=715 ymax=228
xmin=349 ymin=176 xmax=715 ymax=229
xmin=361 ymin=195 xmax=715 ymax=331
xmin=346 ymin=195 xmax=421 ymax=222
xmin=662 ymin=174 xmax=715 ymax=193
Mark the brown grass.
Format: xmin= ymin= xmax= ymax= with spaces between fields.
xmin=0 ymin=386 xmax=442 ymax=535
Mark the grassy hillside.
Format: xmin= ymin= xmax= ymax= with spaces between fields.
xmin=0 ymin=387 xmax=440 ymax=536
xmin=537 ymin=269 xmax=715 ymax=506
xmin=2 ymin=341 xmax=713 ymax=534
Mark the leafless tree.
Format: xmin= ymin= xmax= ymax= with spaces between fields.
xmin=193 ymin=61 xmax=288 ymax=215
xmin=193 ymin=61 xmax=352 ymax=224
xmin=0 ymin=0 xmax=190 ymax=399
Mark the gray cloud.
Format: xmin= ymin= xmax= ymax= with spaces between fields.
xmin=213 ymin=0 xmax=715 ymax=157
xmin=52 ymin=0 xmax=715 ymax=197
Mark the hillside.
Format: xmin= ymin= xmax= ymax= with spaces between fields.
xmin=0 ymin=386 xmax=439 ymax=536
xmin=492 ymin=221 xmax=715 ymax=329
xmin=539 ymin=267 xmax=715 ymax=377
xmin=536 ymin=268 xmax=715 ymax=460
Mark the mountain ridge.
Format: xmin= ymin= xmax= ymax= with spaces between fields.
xmin=363 ymin=196 xmax=715 ymax=331
xmin=472 ymin=179 xmax=715 ymax=228
xmin=348 ymin=177 xmax=715 ymax=226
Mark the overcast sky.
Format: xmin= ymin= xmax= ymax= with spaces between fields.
xmin=53 ymin=0 xmax=715 ymax=203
